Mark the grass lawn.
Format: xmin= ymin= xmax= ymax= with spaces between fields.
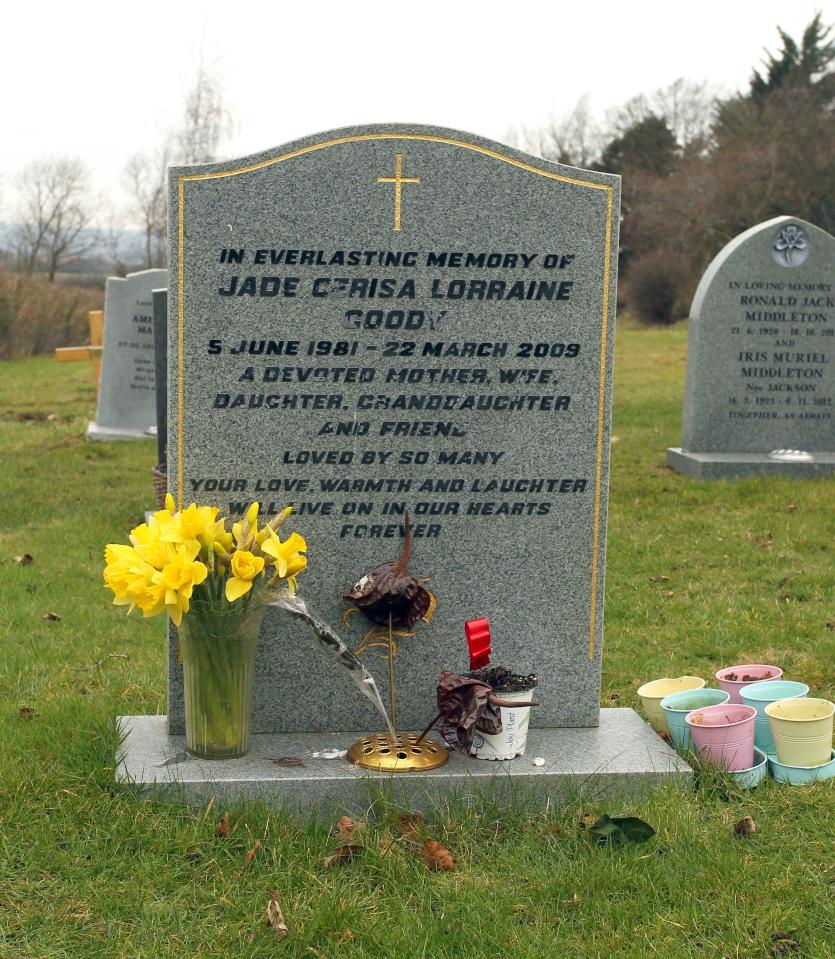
xmin=1 ymin=326 xmax=833 ymax=959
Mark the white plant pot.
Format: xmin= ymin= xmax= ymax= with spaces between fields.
xmin=471 ymin=690 xmax=532 ymax=761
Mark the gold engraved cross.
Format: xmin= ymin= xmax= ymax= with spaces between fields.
xmin=377 ymin=153 xmax=420 ymax=231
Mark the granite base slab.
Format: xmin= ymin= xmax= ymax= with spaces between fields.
xmin=86 ymin=422 xmax=154 ymax=442
xmin=667 ymin=448 xmax=835 ymax=479
xmin=116 ymin=709 xmax=691 ymax=813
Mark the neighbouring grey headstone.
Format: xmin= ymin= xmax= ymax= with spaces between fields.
xmin=152 ymin=288 xmax=168 ymax=467
xmin=668 ymin=216 xmax=835 ymax=478
xmin=87 ymin=268 xmax=168 ymax=441
xmin=164 ymin=123 xmax=620 ymax=735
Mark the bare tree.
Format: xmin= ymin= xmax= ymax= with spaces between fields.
xmin=605 ymin=79 xmax=717 ymax=153
xmin=541 ymin=95 xmax=603 ymax=166
xmin=15 ymin=158 xmax=97 ymax=281
xmin=651 ymin=78 xmax=717 ymax=152
xmin=117 ymin=57 xmax=232 ymax=267
xmin=176 ymin=55 xmax=234 ymax=165
xmin=125 ymin=146 xmax=170 ymax=268
xmin=508 ymin=96 xmax=603 ymax=167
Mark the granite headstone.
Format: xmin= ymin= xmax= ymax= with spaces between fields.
xmin=87 ymin=268 xmax=168 ymax=441
xmin=166 ymin=124 xmax=620 ymax=735
xmin=668 ymin=216 xmax=835 ymax=478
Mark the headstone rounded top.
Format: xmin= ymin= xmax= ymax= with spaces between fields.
xmin=681 ymin=215 xmax=835 ymax=454
xmin=169 ymin=122 xmax=620 ymax=191
xmin=690 ymin=216 xmax=830 ymax=319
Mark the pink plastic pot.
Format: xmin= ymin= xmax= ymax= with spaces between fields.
xmin=685 ymin=703 xmax=757 ymax=771
xmin=715 ymin=664 xmax=783 ymax=704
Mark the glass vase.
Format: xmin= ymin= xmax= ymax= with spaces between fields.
xmin=179 ymin=599 xmax=265 ymax=759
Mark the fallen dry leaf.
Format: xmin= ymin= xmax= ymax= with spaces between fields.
xmin=14 ymin=554 xmax=33 ymax=566
xmin=273 ymin=756 xmax=305 ymax=768
xmin=542 ymin=823 xmax=562 ymax=837
xmin=322 ymin=844 xmax=363 ymax=869
xmin=246 ymin=840 xmax=262 ymax=861
xmin=43 ymin=612 xmax=62 ymax=621
xmin=649 ymin=575 xmax=670 ymax=583
xmin=660 ymin=590 xmax=675 ymax=598
xmin=786 ymin=503 xmax=797 ymax=513
xmin=215 ymin=812 xmax=231 ymax=837
xmin=734 ymin=816 xmax=756 ymax=837
xmin=421 ymin=839 xmax=454 ymax=872
xmin=333 ymin=815 xmax=360 ymax=843
xmin=18 ymin=706 xmax=36 ymax=719
xmin=770 ymin=931 xmax=799 ymax=956
xmin=266 ymin=891 xmax=288 ymax=938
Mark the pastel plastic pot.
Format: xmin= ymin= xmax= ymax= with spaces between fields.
xmin=715 ymin=664 xmax=783 ymax=703
xmin=660 ymin=688 xmax=730 ymax=753
xmin=637 ymin=677 xmax=705 ymax=733
xmin=740 ymin=680 xmax=809 ymax=756
xmin=769 ymin=749 xmax=835 ymax=785
xmin=765 ymin=698 xmax=834 ymax=767
xmin=685 ymin=703 xmax=757 ymax=771
xmin=730 ymin=748 xmax=768 ymax=790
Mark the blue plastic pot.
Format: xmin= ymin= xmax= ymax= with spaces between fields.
xmin=660 ymin=688 xmax=730 ymax=753
xmin=729 ymin=748 xmax=768 ymax=790
xmin=740 ymin=680 xmax=809 ymax=756
xmin=769 ymin=749 xmax=835 ymax=785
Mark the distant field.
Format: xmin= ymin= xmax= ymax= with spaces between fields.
xmin=0 ymin=326 xmax=833 ymax=959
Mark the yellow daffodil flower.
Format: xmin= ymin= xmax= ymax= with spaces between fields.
xmin=128 ymin=520 xmax=168 ymax=569
xmin=199 ymin=517 xmax=234 ymax=557
xmin=151 ymin=541 xmax=208 ymax=625
xmin=255 ymin=506 xmax=294 ymax=545
xmin=261 ymin=528 xmax=307 ymax=588
xmin=159 ymin=503 xmax=220 ymax=549
xmin=103 ymin=544 xmax=166 ymax=617
xmin=225 ymin=550 xmax=265 ymax=602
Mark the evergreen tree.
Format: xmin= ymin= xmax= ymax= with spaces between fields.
xmin=750 ymin=13 xmax=835 ymax=100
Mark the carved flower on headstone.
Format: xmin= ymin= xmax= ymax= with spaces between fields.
xmin=773 ymin=224 xmax=810 ymax=267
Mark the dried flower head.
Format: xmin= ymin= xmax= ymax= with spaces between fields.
xmin=342 ymin=513 xmax=431 ymax=628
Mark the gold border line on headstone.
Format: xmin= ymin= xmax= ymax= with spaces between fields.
xmin=176 ymin=132 xmax=616 ymax=661
xmin=587 ymin=188 xmax=614 ymax=661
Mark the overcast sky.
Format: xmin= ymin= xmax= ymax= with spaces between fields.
xmin=2 ymin=0 xmax=833 ymax=225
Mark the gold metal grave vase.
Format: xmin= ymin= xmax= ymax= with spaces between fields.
xmin=179 ymin=599 xmax=265 ymax=759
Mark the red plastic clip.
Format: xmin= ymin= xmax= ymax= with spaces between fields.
xmin=465 ymin=617 xmax=492 ymax=671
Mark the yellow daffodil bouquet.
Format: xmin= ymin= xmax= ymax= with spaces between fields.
xmin=103 ymin=495 xmax=307 ymax=625
xmin=103 ymin=496 xmax=307 ymax=759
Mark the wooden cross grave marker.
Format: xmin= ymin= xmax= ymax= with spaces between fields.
xmin=54 ymin=309 xmax=104 ymax=396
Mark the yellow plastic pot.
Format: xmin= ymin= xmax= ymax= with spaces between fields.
xmin=637 ymin=676 xmax=705 ymax=733
xmin=765 ymin=698 xmax=834 ymax=767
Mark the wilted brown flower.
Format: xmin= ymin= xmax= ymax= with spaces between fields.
xmin=343 ymin=512 xmax=432 ymax=628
